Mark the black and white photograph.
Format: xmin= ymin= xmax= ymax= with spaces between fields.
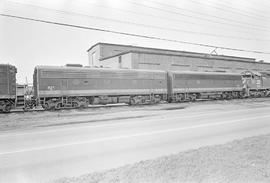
xmin=1 ymin=0 xmax=270 ymax=182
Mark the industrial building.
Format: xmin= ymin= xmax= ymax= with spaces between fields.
xmin=87 ymin=43 xmax=270 ymax=73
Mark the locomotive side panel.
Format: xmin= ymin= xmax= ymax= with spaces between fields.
xmin=172 ymin=72 xmax=242 ymax=93
xmin=170 ymin=71 xmax=243 ymax=101
xmin=0 ymin=64 xmax=17 ymax=98
xmin=33 ymin=67 xmax=38 ymax=98
xmin=0 ymin=67 xmax=8 ymax=96
xmin=0 ymin=64 xmax=17 ymax=112
xmin=34 ymin=66 xmax=167 ymax=108
xmin=262 ymin=75 xmax=270 ymax=89
xmin=260 ymin=72 xmax=270 ymax=89
xmin=35 ymin=67 xmax=167 ymax=97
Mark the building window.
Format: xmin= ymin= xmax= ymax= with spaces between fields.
xmin=92 ymin=52 xmax=97 ymax=66
xmin=118 ymin=56 xmax=122 ymax=68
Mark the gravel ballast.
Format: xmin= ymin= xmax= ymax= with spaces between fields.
xmin=52 ymin=134 xmax=270 ymax=183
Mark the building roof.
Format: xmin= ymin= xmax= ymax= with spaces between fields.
xmin=88 ymin=42 xmax=256 ymax=62
xmin=100 ymin=50 xmax=259 ymax=63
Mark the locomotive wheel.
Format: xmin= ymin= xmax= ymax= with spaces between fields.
xmin=190 ymin=94 xmax=196 ymax=101
xmin=221 ymin=94 xmax=226 ymax=100
xmin=130 ymin=98 xmax=136 ymax=105
xmin=79 ymin=104 xmax=85 ymax=109
xmin=44 ymin=103 xmax=50 ymax=110
xmin=55 ymin=103 xmax=62 ymax=110
xmin=141 ymin=98 xmax=146 ymax=104
xmin=81 ymin=104 xmax=88 ymax=108
xmin=3 ymin=105 xmax=11 ymax=113
xmin=72 ymin=102 xmax=79 ymax=108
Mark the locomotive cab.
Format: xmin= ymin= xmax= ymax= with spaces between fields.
xmin=241 ymin=71 xmax=263 ymax=97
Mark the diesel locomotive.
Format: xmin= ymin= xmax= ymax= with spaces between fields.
xmin=33 ymin=65 xmax=247 ymax=110
xmin=242 ymin=71 xmax=270 ymax=97
xmin=2 ymin=63 xmax=270 ymax=112
xmin=168 ymin=71 xmax=243 ymax=102
xmin=33 ymin=66 xmax=168 ymax=110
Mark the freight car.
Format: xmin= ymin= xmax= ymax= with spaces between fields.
xmin=168 ymin=71 xmax=243 ymax=102
xmin=33 ymin=65 xmax=167 ymax=110
xmin=0 ymin=64 xmax=17 ymax=112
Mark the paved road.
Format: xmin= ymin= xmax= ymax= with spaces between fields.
xmin=1 ymin=102 xmax=270 ymax=183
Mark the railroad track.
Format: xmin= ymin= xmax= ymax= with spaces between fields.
xmin=3 ymin=97 xmax=270 ymax=114
xmin=6 ymin=103 xmax=129 ymax=113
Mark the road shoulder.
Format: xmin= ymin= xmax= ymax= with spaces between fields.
xmin=52 ymin=133 xmax=270 ymax=183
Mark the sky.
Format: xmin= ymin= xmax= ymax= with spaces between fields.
xmin=1 ymin=0 xmax=270 ymax=83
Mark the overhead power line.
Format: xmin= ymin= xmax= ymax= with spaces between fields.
xmin=1 ymin=13 xmax=270 ymax=55
xmin=201 ymin=0 xmax=270 ymax=19
xmin=5 ymin=1 xmax=270 ymax=42
xmin=188 ymin=0 xmax=270 ymax=21
xmin=144 ymin=0 xmax=269 ymax=30
xmin=6 ymin=0 xmax=265 ymax=36
xmin=125 ymin=0 xmax=270 ymax=32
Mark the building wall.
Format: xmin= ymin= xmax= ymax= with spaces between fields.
xmin=101 ymin=56 xmax=119 ymax=68
xmin=88 ymin=43 xmax=256 ymax=67
xmin=88 ymin=44 xmax=101 ymax=66
xmin=89 ymin=44 xmax=135 ymax=66
xmin=121 ymin=53 xmax=133 ymax=68
xmin=101 ymin=52 xmax=270 ymax=73
xmin=102 ymin=53 xmax=132 ymax=69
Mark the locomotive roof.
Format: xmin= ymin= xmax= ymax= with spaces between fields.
xmin=170 ymin=70 xmax=242 ymax=76
xmin=0 ymin=63 xmax=16 ymax=67
xmin=34 ymin=65 xmax=167 ymax=74
xmin=0 ymin=64 xmax=17 ymax=71
xmin=35 ymin=65 xmax=242 ymax=76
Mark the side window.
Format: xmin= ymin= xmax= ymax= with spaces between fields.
xmin=73 ymin=79 xmax=80 ymax=85
xmin=132 ymin=80 xmax=137 ymax=85
xmin=61 ymin=80 xmax=68 ymax=89
xmin=104 ymin=79 xmax=111 ymax=85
